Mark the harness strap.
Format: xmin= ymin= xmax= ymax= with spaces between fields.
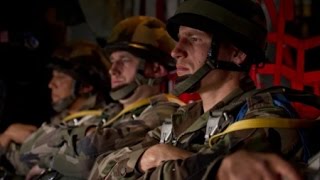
xmin=208 ymin=117 xmax=316 ymax=147
xmin=103 ymin=94 xmax=184 ymax=127
xmin=63 ymin=110 xmax=103 ymax=122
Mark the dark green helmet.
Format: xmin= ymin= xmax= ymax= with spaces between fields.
xmin=167 ymin=0 xmax=268 ymax=64
xmin=48 ymin=41 xmax=111 ymax=112
xmin=49 ymin=41 xmax=111 ymax=95
xmin=168 ymin=0 xmax=268 ymax=96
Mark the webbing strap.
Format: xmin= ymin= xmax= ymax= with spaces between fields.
xmin=103 ymin=94 xmax=184 ymax=127
xmin=63 ymin=110 xmax=103 ymax=122
xmin=208 ymin=118 xmax=316 ymax=147
xmin=109 ymin=82 xmax=138 ymax=100
xmin=172 ymin=63 xmax=212 ymax=96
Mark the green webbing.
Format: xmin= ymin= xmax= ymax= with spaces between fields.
xmin=109 ymin=59 xmax=147 ymax=100
xmin=110 ymin=82 xmax=138 ymax=100
xmin=172 ymin=62 xmax=212 ymax=96
xmin=109 ymin=73 xmax=159 ymax=100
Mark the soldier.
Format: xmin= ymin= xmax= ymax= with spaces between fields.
xmin=95 ymin=0 xmax=309 ymax=179
xmin=0 ymin=41 xmax=117 ymax=179
xmin=26 ymin=16 xmax=184 ymax=180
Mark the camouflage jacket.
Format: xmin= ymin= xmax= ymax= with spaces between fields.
xmin=2 ymin=95 xmax=118 ymax=176
xmin=36 ymin=94 xmax=183 ymax=179
xmin=94 ymin=87 xmax=304 ymax=180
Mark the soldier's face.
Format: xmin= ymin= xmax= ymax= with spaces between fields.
xmin=171 ymin=26 xmax=239 ymax=91
xmin=109 ymin=51 xmax=140 ymax=89
xmin=48 ymin=70 xmax=74 ymax=103
xmin=171 ymin=26 xmax=212 ymax=77
xmin=171 ymin=26 xmax=238 ymax=76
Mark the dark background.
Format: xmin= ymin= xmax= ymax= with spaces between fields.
xmin=0 ymin=0 xmax=320 ymax=131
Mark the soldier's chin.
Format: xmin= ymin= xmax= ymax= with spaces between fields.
xmin=51 ymin=98 xmax=61 ymax=105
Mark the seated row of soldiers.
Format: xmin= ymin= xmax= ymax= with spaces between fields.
xmin=1 ymin=0 xmax=320 ymax=179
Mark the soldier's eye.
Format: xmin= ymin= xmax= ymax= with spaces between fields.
xmin=122 ymin=58 xmax=131 ymax=63
xmin=189 ymin=36 xmax=201 ymax=43
xmin=110 ymin=59 xmax=117 ymax=63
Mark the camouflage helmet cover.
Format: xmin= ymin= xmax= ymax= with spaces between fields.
xmin=106 ymin=16 xmax=176 ymax=70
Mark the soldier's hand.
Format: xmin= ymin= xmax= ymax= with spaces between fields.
xmin=4 ymin=123 xmax=37 ymax=144
xmin=0 ymin=133 xmax=11 ymax=148
xmin=217 ymin=150 xmax=302 ymax=180
xmin=25 ymin=165 xmax=45 ymax=180
xmin=139 ymin=144 xmax=193 ymax=172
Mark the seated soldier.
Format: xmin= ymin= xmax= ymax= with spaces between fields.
xmin=92 ymin=0 xmax=311 ymax=179
xmin=26 ymin=16 xmax=184 ymax=180
xmin=0 ymin=41 xmax=118 ymax=179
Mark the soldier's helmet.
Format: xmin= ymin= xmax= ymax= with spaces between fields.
xmin=167 ymin=0 xmax=268 ymax=65
xmin=106 ymin=16 xmax=177 ymax=100
xmin=105 ymin=16 xmax=176 ymax=70
xmin=49 ymin=41 xmax=111 ymax=96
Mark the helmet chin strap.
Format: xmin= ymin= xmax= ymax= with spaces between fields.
xmin=52 ymin=81 xmax=77 ymax=112
xmin=109 ymin=59 xmax=163 ymax=100
xmin=52 ymin=95 xmax=77 ymax=112
xmin=109 ymin=74 xmax=164 ymax=100
xmin=172 ymin=41 xmax=248 ymax=96
xmin=110 ymin=82 xmax=138 ymax=100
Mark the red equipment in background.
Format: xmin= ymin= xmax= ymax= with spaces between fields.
xmin=252 ymin=0 xmax=320 ymax=119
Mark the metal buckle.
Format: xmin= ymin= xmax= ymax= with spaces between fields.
xmin=160 ymin=120 xmax=173 ymax=143
xmin=205 ymin=111 xmax=232 ymax=142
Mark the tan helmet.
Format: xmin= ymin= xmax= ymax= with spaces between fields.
xmin=106 ymin=16 xmax=176 ymax=70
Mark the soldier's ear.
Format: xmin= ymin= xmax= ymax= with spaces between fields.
xmin=144 ymin=62 xmax=168 ymax=78
xmin=232 ymin=48 xmax=247 ymax=65
xmin=152 ymin=62 xmax=168 ymax=78
xmin=79 ymin=84 xmax=94 ymax=94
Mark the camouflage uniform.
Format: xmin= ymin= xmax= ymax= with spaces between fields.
xmin=1 ymin=95 xmax=117 ymax=176
xmin=17 ymin=16 xmax=181 ymax=179
xmin=94 ymin=0 xmax=316 ymax=179
xmin=0 ymin=41 xmax=114 ymax=179
xmin=92 ymin=77 xmax=304 ymax=180
xmin=42 ymin=94 xmax=182 ymax=179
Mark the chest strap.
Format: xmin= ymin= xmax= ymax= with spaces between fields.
xmin=103 ymin=94 xmax=184 ymax=127
xmin=208 ymin=117 xmax=316 ymax=147
xmin=63 ymin=110 xmax=103 ymax=124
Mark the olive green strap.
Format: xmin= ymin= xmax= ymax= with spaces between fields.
xmin=110 ymin=82 xmax=138 ymax=100
xmin=172 ymin=62 xmax=212 ymax=96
